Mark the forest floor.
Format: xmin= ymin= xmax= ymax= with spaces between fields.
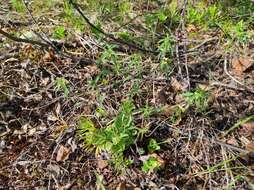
xmin=0 ymin=1 xmax=254 ymax=189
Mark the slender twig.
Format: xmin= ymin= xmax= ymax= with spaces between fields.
xmin=22 ymin=0 xmax=59 ymax=51
xmin=0 ymin=28 xmax=95 ymax=65
xmin=181 ymin=0 xmax=190 ymax=89
xmin=0 ymin=28 xmax=48 ymax=47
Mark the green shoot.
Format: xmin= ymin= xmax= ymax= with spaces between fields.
xmin=78 ymin=100 xmax=137 ymax=170
xmin=170 ymin=105 xmax=185 ymax=125
xmin=54 ymin=77 xmax=70 ymax=98
xmin=142 ymin=156 xmax=161 ymax=173
xmin=147 ymin=139 xmax=160 ymax=153
xmin=182 ymin=87 xmax=209 ymax=113
xmin=10 ymin=0 xmax=25 ymax=13
xmin=53 ymin=26 xmax=66 ymax=39
xmin=158 ymin=35 xmax=174 ymax=71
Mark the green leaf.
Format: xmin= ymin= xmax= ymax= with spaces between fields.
xmin=10 ymin=0 xmax=25 ymax=13
xmin=147 ymin=139 xmax=160 ymax=153
xmin=54 ymin=77 xmax=69 ymax=98
xmin=53 ymin=26 xmax=66 ymax=39
xmin=157 ymin=11 xmax=167 ymax=22
xmin=142 ymin=156 xmax=161 ymax=173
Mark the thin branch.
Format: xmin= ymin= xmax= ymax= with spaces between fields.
xmin=0 ymin=28 xmax=95 ymax=66
xmin=0 ymin=28 xmax=48 ymax=47
xmin=22 ymin=0 xmax=59 ymax=51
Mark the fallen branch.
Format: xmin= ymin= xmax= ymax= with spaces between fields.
xmin=0 ymin=28 xmax=48 ymax=47
xmin=0 ymin=28 xmax=95 ymax=65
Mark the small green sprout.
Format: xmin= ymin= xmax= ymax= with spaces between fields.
xmin=142 ymin=156 xmax=161 ymax=173
xmin=182 ymin=87 xmax=209 ymax=113
xmin=54 ymin=77 xmax=70 ymax=98
xmin=158 ymin=35 xmax=174 ymax=71
xmin=78 ymin=100 xmax=137 ymax=171
xmin=53 ymin=26 xmax=66 ymax=39
xmin=147 ymin=139 xmax=160 ymax=153
xmin=10 ymin=0 xmax=25 ymax=13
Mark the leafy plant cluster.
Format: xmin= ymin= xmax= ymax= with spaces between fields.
xmin=78 ymin=100 xmax=137 ymax=170
xmin=185 ymin=1 xmax=254 ymax=44
xmin=78 ymin=99 xmax=165 ymax=172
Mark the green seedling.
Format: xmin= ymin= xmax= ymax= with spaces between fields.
xmin=10 ymin=0 xmax=25 ymax=13
xmin=222 ymin=175 xmax=245 ymax=190
xmin=158 ymin=35 xmax=174 ymax=58
xmin=78 ymin=100 xmax=138 ymax=170
xmin=95 ymin=95 xmax=107 ymax=118
xmin=195 ymin=155 xmax=240 ymax=176
xmin=169 ymin=105 xmax=186 ymax=125
xmin=53 ymin=26 xmax=66 ymax=39
xmin=147 ymin=138 xmax=160 ymax=153
xmin=182 ymin=87 xmax=209 ymax=113
xmin=91 ymin=20 xmax=102 ymax=38
xmin=128 ymin=81 xmax=141 ymax=98
xmin=206 ymin=5 xmax=220 ymax=27
xmin=186 ymin=7 xmax=204 ymax=25
xmin=117 ymin=31 xmax=132 ymax=42
xmin=100 ymin=45 xmax=121 ymax=75
xmin=142 ymin=156 xmax=161 ymax=173
xmin=95 ymin=172 xmax=106 ymax=190
xmin=234 ymin=20 xmax=251 ymax=43
xmin=218 ymin=19 xmax=251 ymax=44
xmin=156 ymin=10 xmax=168 ymax=22
xmin=100 ymin=45 xmax=118 ymax=63
xmin=63 ymin=0 xmax=84 ymax=31
xmin=158 ymin=35 xmax=174 ymax=71
xmin=119 ymin=1 xmax=132 ymax=19
xmin=127 ymin=54 xmax=142 ymax=77
xmin=140 ymin=104 xmax=162 ymax=118
xmin=54 ymin=77 xmax=70 ymax=98
xmin=137 ymin=148 xmax=145 ymax=155
xmin=63 ymin=0 xmax=73 ymax=18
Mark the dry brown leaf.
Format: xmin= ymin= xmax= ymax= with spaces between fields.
xmin=83 ymin=105 xmax=92 ymax=115
xmin=240 ymin=136 xmax=250 ymax=145
xmin=239 ymin=136 xmax=254 ymax=152
xmin=43 ymin=50 xmax=56 ymax=62
xmin=186 ymin=24 xmax=198 ymax=33
xmin=232 ymin=57 xmax=253 ymax=75
xmin=197 ymin=84 xmax=210 ymax=91
xmin=47 ymin=114 xmax=58 ymax=122
xmin=240 ymin=121 xmax=254 ymax=134
xmin=56 ymin=145 xmax=71 ymax=162
xmin=157 ymin=88 xmax=168 ymax=104
xmin=246 ymin=142 xmax=254 ymax=152
xmin=97 ymin=159 xmax=108 ymax=170
xmin=47 ymin=164 xmax=61 ymax=175
xmin=87 ymin=65 xmax=100 ymax=75
xmin=116 ymin=182 xmax=126 ymax=190
xmin=171 ymin=77 xmax=184 ymax=92
xmin=226 ymin=137 xmax=239 ymax=146
xmin=55 ymin=103 xmax=61 ymax=116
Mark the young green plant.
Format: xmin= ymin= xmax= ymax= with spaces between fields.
xmin=78 ymin=100 xmax=138 ymax=171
